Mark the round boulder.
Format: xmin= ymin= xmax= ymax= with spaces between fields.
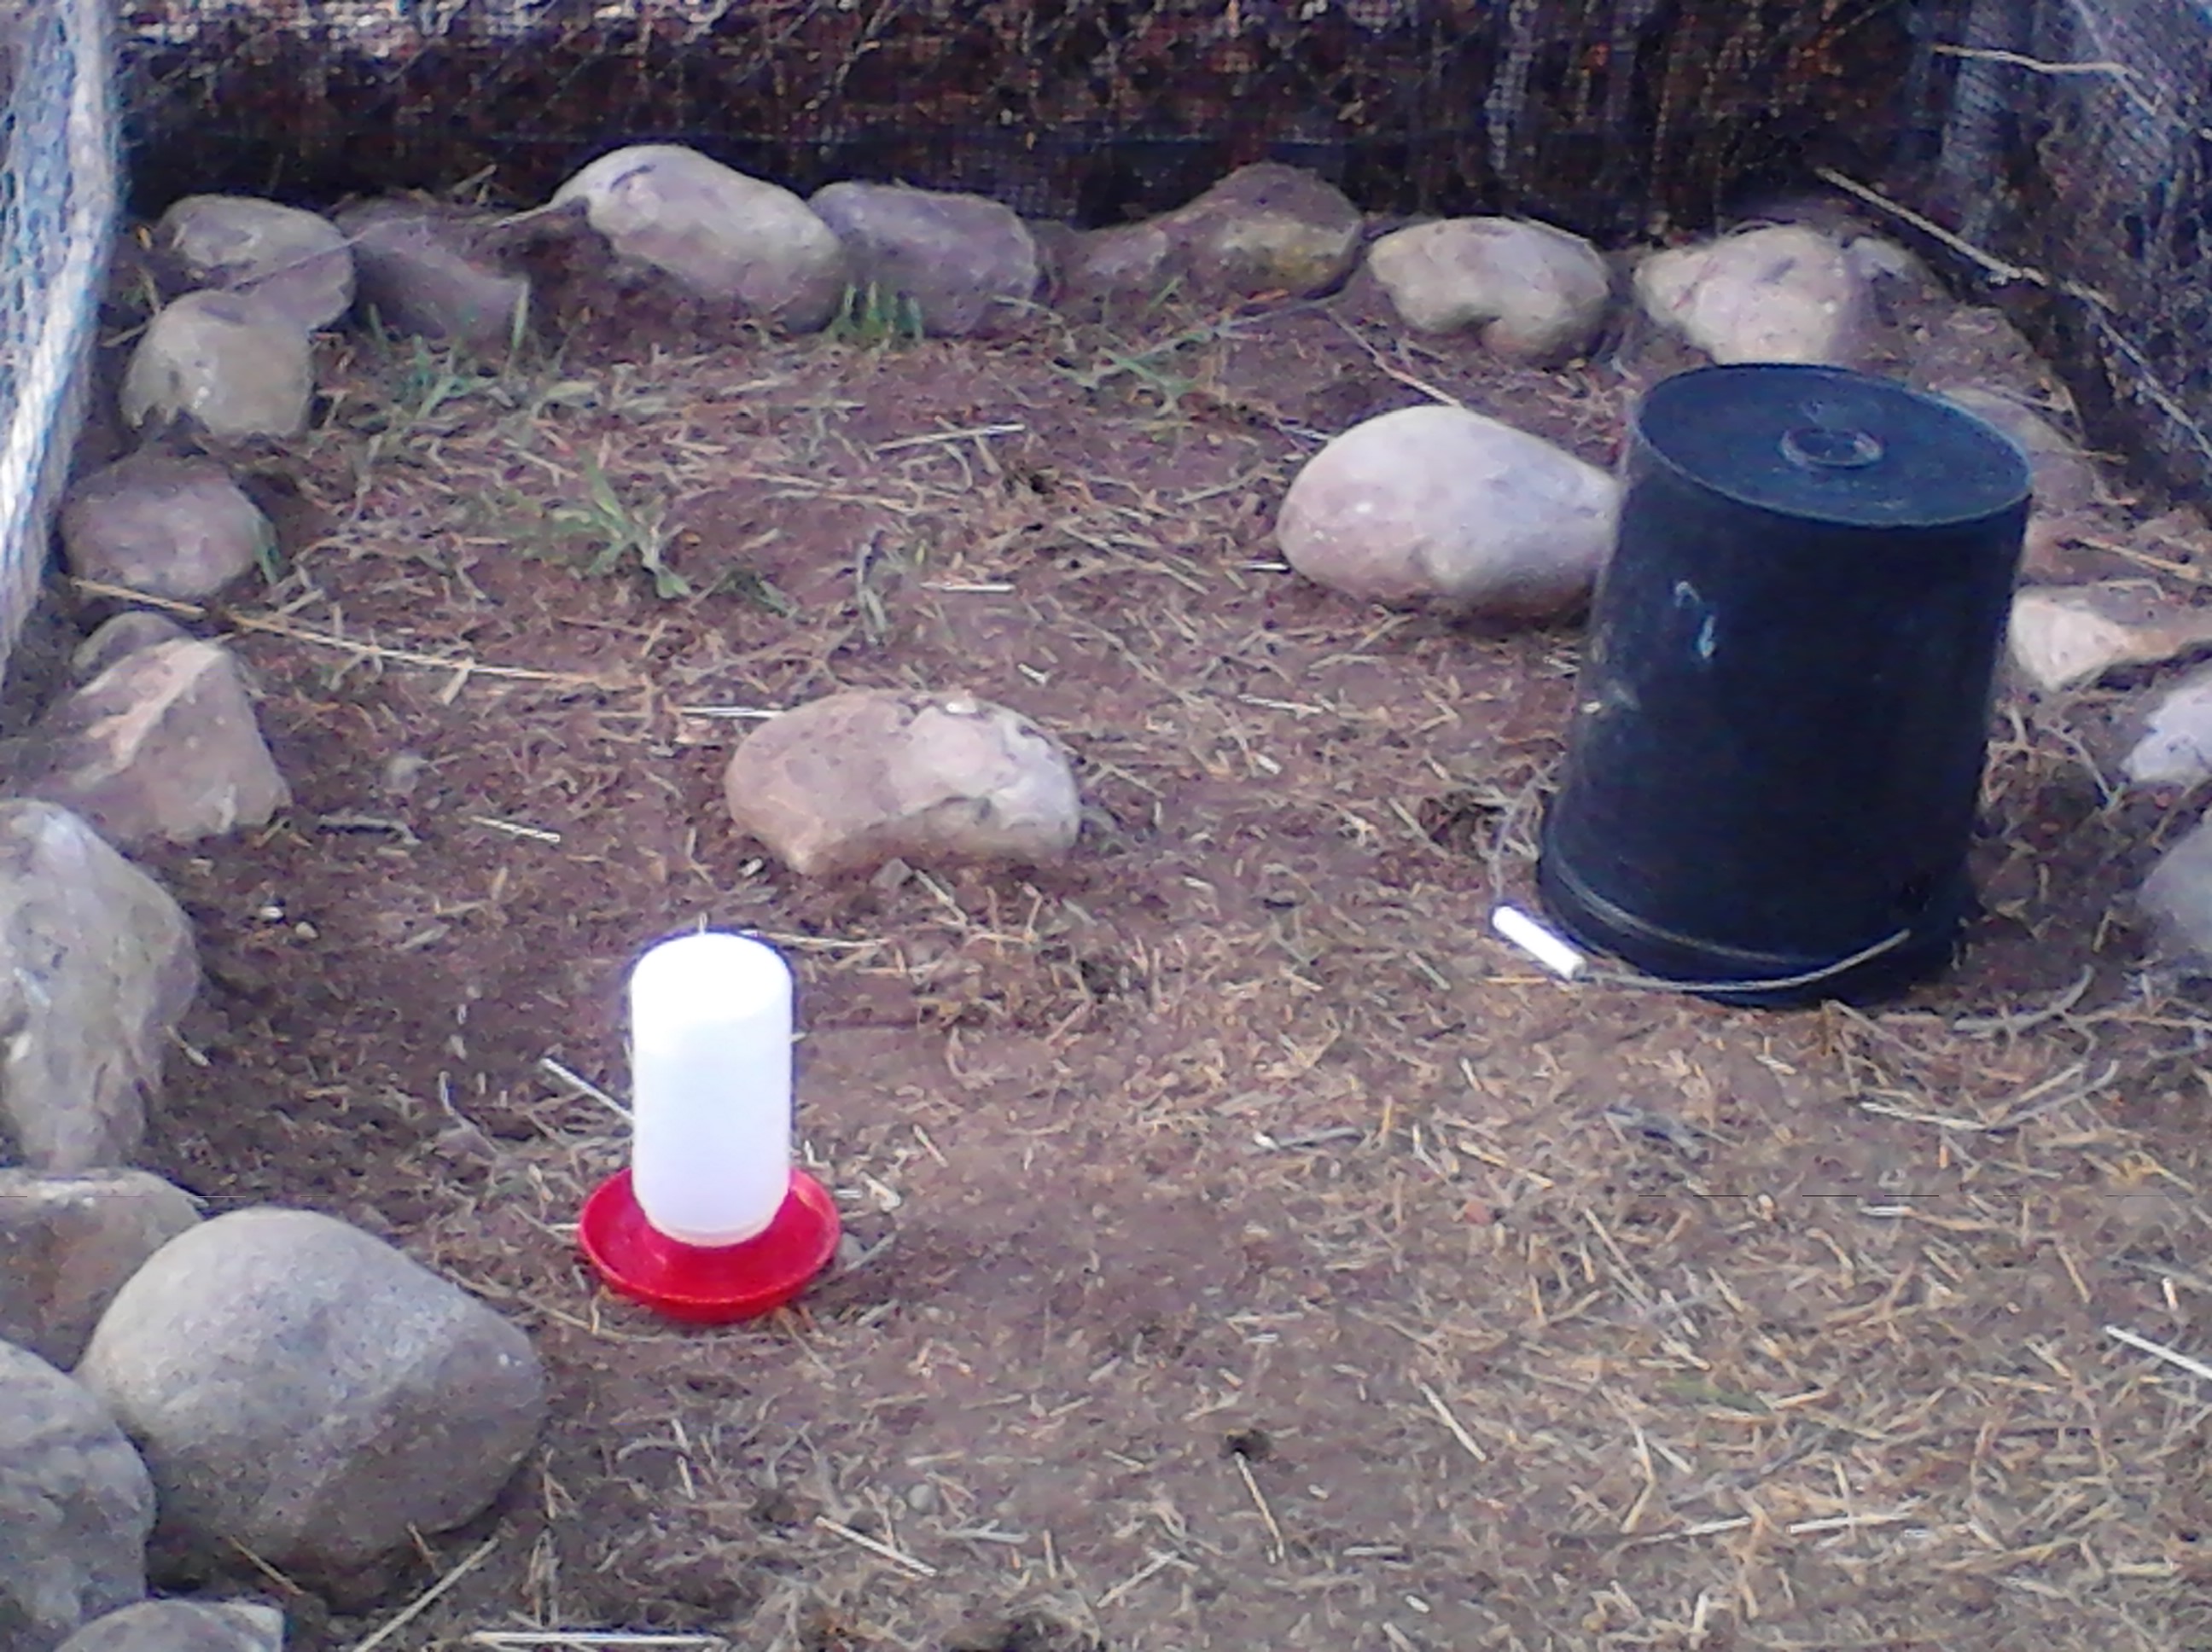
xmin=119 ymin=291 xmax=313 ymax=442
xmin=74 ymin=1207 xmax=547 ymax=1578
xmin=550 ymin=144 xmax=849 ymax=333
xmin=157 ymin=195 xmax=355 ymax=333
xmin=0 ymin=1340 xmax=154 ymax=1652
xmin=1367 ymin=217 xmax=1612 ymax=363
xmin=807 ymin=182 xmax=1041 ymax=337
xmin=1633 ymin=224 xmax=1870 ymax=367
xmin=1278 ymin=403 xmax=1619 ymax=619
xmin=55 ymin=1601 xmax=281 ymax=1652
xmin=61 ymin=453 xmax=273 ymax=602
xmin=725 ymin=689 xmax=1083 ymax=878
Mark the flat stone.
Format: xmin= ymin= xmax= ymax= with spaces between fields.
xmin=61 ymin=454 xmax=274 ymax=602
xmin=55 ymin=1601 xmax=282 ymax=1652
xmin=2006 ymin=582 xmax=2212 ymax=693
xmin=807 ymin=182 xmax=1040 ymax=337
xmin=158 ymin=195 xmax=355 ymax=333
xmin=551 ymin=144 xmax=849 ymax=333
xmin=17 ymin=638 xmax=290 ymax=850
xmin=1366 ymin=217 xmax=1611 ymax=363
xmin=0 ymin=1172 xmax=201 ymax=1369
xmin=2140 ymin=811 xmax=2212 ymax=966
xmin=335 ymin=200 xmax=531 ymax=355
xmin=119 ymin=292 xmax=313 ymax=443
xmin=1633 ymin=224 xmax=1870 ymax=366
xmin=0 ymin=1340 xmax=154 ymax=1652
xmin=2126 ymin=663 xmax=2212 ymax=787
xmin=725 ymin=689 xmax=1083 ymax=878
xmin=0 ymin=802 xmax=199 ymax=1172
xmin=76 ymin=1207 xmax=548 ymax=1578
xmin=1277 ymin=403 xmax=1620 ymax=618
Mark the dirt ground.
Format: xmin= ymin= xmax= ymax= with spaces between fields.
xmin=66 ymin=224 xmax=2212 ymax=1650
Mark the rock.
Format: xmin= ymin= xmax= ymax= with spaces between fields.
xmin=61 ymin=454 xmax=274 ymax=602
xmin=725 ymin=689 xmax=1083 ymax=877
xmin=2006 ymin=583 xmax=2212 ymax=692
xmin=0 ymin=1172 xmax=201 ymax=1369
xmin=71 ymin=616 xmax=192 ymax=685
xmin=119 ymin=292 xmax=314 ymax=442
xmin=157 ymin=195 xmax=355 ymax=334
xmin=335 ymin=200 xmax=531 ymax=355
xmin=55 ymin=1601 xmax=282 ymax=1652
xmin=806 ymin=182 xmax=1040 ymax=338
xmin=1633 ymin=224 xmax=1870 ymax=366
xmin=2140 ymin=812 xmax=2212 ymax=964
xmin=550 ymin=144 xmax=848 ymax=332
xmin=1276 ymin=403 xmax=1620 ymax=618
xmin=76 ymin=1207 xmax=548 ymax=1577
xmin=1062 ymin=163 xmax=1361 ymax=306
xmin=2126 ymin=665 xmax=2212 ymax=787
xmin=1845 ymin=233 xmax=1928 ymax=285
xmin=1366 ymin=217 xmax=1611 ymax=363
xmin=0 ymin=802 xmax=199 ymax=1173
xmin=17 ymin=639 xmax=290 ymax=850
xmin=0 ymin=1340 xmax=154 ymax=1652
xmin=1937 ymin=386 xmax=2103 ymax=517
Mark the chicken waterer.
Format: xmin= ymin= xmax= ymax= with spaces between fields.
xmin=579 ymin=931 xmax=840 ymax=1323
xmin=1536 ymin=364 xmax=2034 ymax=1007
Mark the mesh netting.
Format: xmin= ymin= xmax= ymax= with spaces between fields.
xmin=5 ymin=1 xmax=2212 ymax=680
xmin=1924 ymin=0 xmax=2212 ymax=501
xmin=0 ymin=0 xmax=118 ymax=685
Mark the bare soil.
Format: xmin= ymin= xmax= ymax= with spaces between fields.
xmin=71 ymin=231 xmax=2212 ymax=1651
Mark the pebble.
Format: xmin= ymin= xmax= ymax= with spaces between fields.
xmin=75 ymin=1207 xmax=548 ymax=1577
xmin=0 ymin=1340 xmax=154 ymax=1652
xmin=1633 ymin=224 xmax=1870 ymax=366
xmin=550 ymin=144 xmax=850 ymax=333
xmin=725 ymin=689 xmax=1083 ymax=878
xmin=1366 ymin=216 xmax=1611 ymax=363
xmin=1276 ymin=403 xmax=1620 ymax=618
xmin=0 ymin=802 xmax=200 ymax=1172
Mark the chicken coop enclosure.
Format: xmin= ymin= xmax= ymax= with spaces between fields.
xmin=0 ymin=2 xmax=2204 ymax=689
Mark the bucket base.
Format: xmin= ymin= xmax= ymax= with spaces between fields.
xmin=1534 ymin=852 xmax=1965 ymax=1008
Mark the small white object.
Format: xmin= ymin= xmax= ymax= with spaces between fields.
xmin=628 ymin=932 xmax=795 ymax=1247
xmin=1491 ymin=905 xmax=1586 ymax=980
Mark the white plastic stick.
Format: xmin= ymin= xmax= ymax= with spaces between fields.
xmin=1491 ymin=905 xmax=1586 ymax=980
xmin=628 ymin=932 xmax=794 ymax=1247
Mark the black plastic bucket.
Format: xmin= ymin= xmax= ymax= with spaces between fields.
xmin=1535 ymin=364 xmax=2032 ymax=1006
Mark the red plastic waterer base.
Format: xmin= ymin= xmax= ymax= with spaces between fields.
xmin=579 ymin=1168 xmax=841 ymax=1324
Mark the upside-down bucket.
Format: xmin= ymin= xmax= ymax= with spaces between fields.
xmin=1535 ymin=364 xmax=2032 ymax=1006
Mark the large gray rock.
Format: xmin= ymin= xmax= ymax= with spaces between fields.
xmin=70 ymin=616 xmax=192 ymax=687
xmin=0 ymin=1172 xmax=202 ymax=1369
xmin=0 ymin=1341 xmax=154 ymax=1652
xmin=76 ymin=1208 xmax=548 ymax=1577
xmin=55 ymin=1601 xmax=282 ymax=1652
xmin=1366 ymin=216 xmax=1612 ymax=363
xmin=0 ymin=803 xmax=199 ymax=1172
xmin=1634 ymin=224 xmax=1870 ymax=366
xmin=725 ymin=689 xmax=1083 ymax=878
xmin=1278 ymin=403 xmax=1620 ymax=618
xmin=158 ymin=195 xmax=355 ymax=334
xmin=807 ymin=182 xmax=1040 ymax=337
xmin=119 ymin=292 xmax=314 ymax=443
xmin=1059 ymin=163 xmax=1362 ymax=307
xmin=17 ymin=639 xmax=290 ymax=850
xmin=550 ymin=144 xmax=849 ymax=333
xmin=336 ymin=200 xmax=530 ymax=355
xmin=61 ymin=454 xmax=274 ymax=602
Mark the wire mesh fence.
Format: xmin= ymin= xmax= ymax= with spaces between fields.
xmin=0 ymin=0 xmax=118 ymax=688
xmin=3 ymin=1 xmax=2210 ymax=688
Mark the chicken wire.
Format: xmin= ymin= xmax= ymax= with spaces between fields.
xmin=3 ymin=0 xmax=2210 ymax=689
xmin=0 ymin=0 xmax=118 ymax=686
